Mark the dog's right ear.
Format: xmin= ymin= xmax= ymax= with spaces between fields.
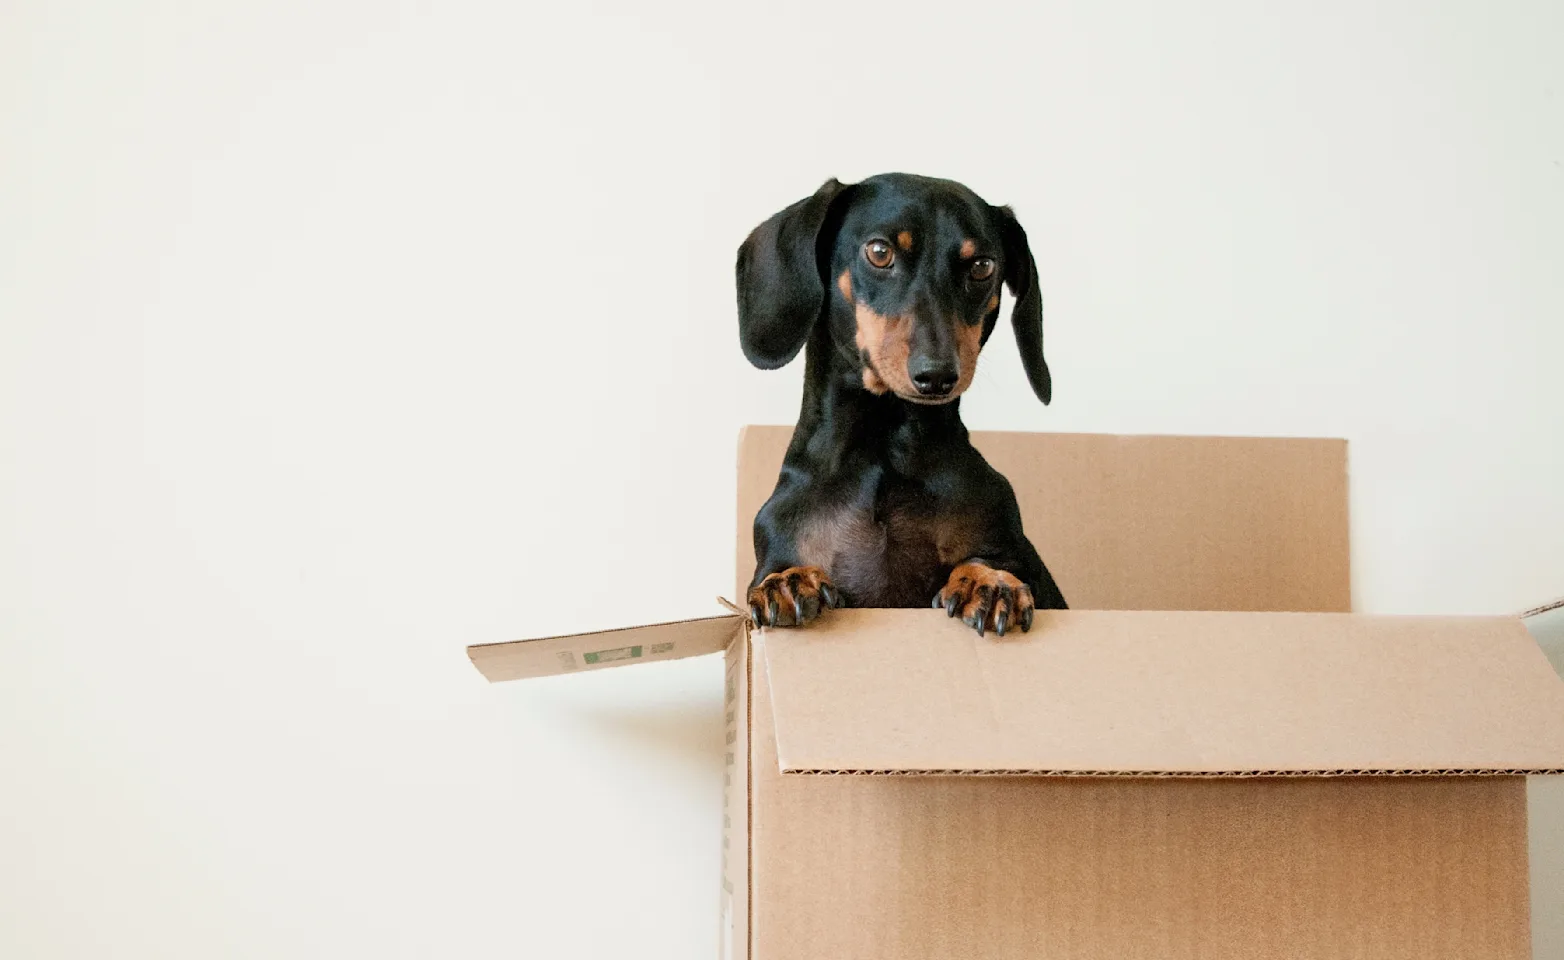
xmin=735 ymin=178 xmax=849 ymax=370
xmin=995 ymin=204 xmax=1051 ymax=405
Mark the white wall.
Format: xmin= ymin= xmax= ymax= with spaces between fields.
xmin=3 ymin=1 xmax=1561 ymax=957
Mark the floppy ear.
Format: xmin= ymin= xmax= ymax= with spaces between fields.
xmin=996 ymin=205 xmax=1051 ymax=405
xmin=735 ymin=178 xmax=848 ymax=369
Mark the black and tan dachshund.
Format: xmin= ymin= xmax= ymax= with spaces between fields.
xmin=736 ymin=172 xmax=1067 ymax=637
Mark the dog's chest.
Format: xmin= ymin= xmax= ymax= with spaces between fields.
xmin=795 ymin=478 xmax=977 ymax=608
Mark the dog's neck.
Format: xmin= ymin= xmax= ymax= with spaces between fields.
xmin=789 ymin=331 xmax=970 ymax=475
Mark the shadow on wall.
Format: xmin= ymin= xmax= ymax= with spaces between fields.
xmin=551 ymin=683 xmax=728 ymax=786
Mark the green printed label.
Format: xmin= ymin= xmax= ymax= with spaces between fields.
xmin=583 ymin=645 xmax=642 ymax=665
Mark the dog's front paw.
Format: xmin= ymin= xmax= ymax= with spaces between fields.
xmin=933 ymin=563 xmax=1034 ymax=638
xmin=747 ymin=566 xmax=840 ymax=628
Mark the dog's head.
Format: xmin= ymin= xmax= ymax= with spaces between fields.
xmin=736 ymin=173 xmax=1050 ymax=405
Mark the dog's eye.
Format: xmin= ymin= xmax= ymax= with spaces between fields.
xmin=969 ymin=258 xmax=996 ymax=281
xmin=864 ymin=240 xmax=894 ymax=269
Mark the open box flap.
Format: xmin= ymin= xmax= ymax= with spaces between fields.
xmin=761 ymin=608 xmax=1564 ymax=777
xmin=1524 ymin=595 xmax=1564 ymax=680
xmin=468 ymin=608 xmax=744 ymax=682
xmin=737 ymin=426 xmax=1353 ymax=614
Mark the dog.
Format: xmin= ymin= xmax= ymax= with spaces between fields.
xmin=736 ymin=172 xmax=1067 ymax=637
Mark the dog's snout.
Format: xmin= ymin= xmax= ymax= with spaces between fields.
xmin=909 ymin=356 xmax=959 ymax=397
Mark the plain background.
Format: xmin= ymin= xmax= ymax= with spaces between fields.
xmin=3 ymin=1 xmax=1562 ymax=957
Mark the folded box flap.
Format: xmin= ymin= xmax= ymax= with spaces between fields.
xmin=761 ymin=608 xmax=1564 ymax=776
xmin=1524 ymin=596 xmax=1564 ymax=680
xmin=469 ymin=613 xmax=742 ymax=682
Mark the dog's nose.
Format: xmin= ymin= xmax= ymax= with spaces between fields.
xmin=910 ymin=358 xmax=959 ymax=397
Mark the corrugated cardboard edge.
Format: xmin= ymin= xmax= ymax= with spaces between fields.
xmin=780 ymin=766 xmax=1564 ymax=777
xmin=1522 ymin=597 xmax=1564 ymax=619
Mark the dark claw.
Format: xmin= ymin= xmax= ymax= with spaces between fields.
xmin=749 ymin=602 xmax=764 ymax=626
xmin=946 ymin=593 xmax=960 ymax=618
xmin=766 ymin=597 xmax=779 ymax=628
xmin=969 ymin=587 xmax=994 ymax=641
xmin=1021 ymin=606 xmax=1034 ymax=632
xmin=784 ymin=574 xmax=804 ymax=624
xmin=931 ymin=593 xmax=943 ymax=610
xmin=822 ymin=583 xmax=840 ymax=609
xmin=995 ymin=610 xmax=1009 ymax=637
xmin=995 ymin=585 xmax=1013 ymax=637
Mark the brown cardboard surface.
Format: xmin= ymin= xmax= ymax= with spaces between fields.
xmin=752 ymin=762 xmax=1531 ymax=958
xmin=734 ymin=426 xmax=1530 ymax=960
xmin=761 ymin=608 xmax=1564 ymax=776
xmin=467 ymin=614 xmax=740 ymax=682
xmin=736 ymin=426 xmax=1351 ymax=612
xmin=470 ymin=426 xmax=1545 ymax=959
xmin=748 ymin=638 xmax=1532 ymax=960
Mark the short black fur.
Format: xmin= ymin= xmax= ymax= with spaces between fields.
xmin=736 ymin=173 xmax=1067 ymax=637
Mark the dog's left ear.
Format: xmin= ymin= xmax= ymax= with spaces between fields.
xmin=735 ymin=178 xmax=849 ymax=370
xmin=995 ymin=205 xmax=1051 ymax=405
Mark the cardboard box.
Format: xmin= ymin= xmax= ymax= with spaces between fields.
xmin=469 ymin=427 xmax=1564 ymax=959
xmin=1525 ymin=597 xmax=1564 ymax=680
xmin=1523 ymin=597 xmax=1564 ymax=959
